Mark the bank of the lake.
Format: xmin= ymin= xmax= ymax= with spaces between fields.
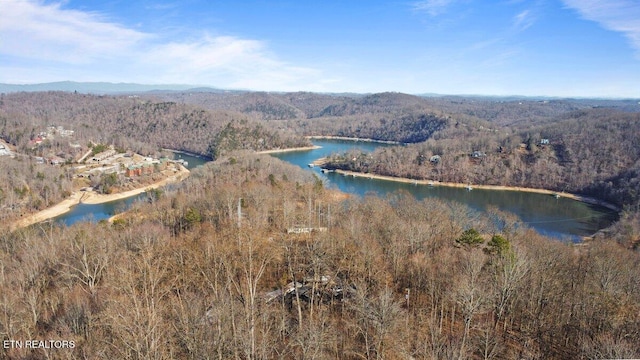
xmin=162 ymin=148 xmax=212 ymax=160
xmin=272 ymin=139 xmax=618 ymax=240
xmin=31 ymin=139 xmax=619 ymax=240
xmin=10 ymin=192 xmax=85 ymax=231
xmin=332 ymin=169 xmax=620 ymax=212
xmin=256 ymin=145 xmax=321 ymax=154
xmin=10 ymin=164 xmax=190 ymax=230
xmin=306 ymin=135 xmax=403 ymax=145
xmin=80 ymin=165 xmax=190 ymax=205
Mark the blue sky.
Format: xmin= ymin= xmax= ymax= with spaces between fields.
xmin=1 ymin=0 xmax=639 ymax=97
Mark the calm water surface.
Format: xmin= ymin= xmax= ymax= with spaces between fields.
xmin=56 ymin=140 xmax=618 ymax=241
xmin=272 ymin=140 xmax=618 ymax=241
xmin=53 ymin=153 xmax=209 ymax=226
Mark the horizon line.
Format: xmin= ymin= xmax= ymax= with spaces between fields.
xmin=1 ymin=81 xmax=639 ymax=101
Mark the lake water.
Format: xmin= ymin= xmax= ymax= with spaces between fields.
xmin=55 ymin=140 xmax=618 ymax=241
xmin=272 ymin=140 xmax=618 ymax=241
xmin=52 ymin=153 xmax=210 ymax=226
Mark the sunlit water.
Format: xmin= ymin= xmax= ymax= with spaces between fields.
xmin=55 ymin=140 xmax=618 ymax=241
xmin=272 ymin=140 xmax=618 ymax=241
xmin=53 ymin=153 xmax=209 ymax=226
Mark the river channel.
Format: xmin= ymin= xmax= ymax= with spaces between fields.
xmin=55 ymin=139 xmax=618 ymax=241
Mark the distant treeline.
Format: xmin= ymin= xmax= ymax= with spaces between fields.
xmin=0 ymin=92 xmax=310 ymax=220
xmin=3 ymin=90 xmax=639 ymax=223
xmin=324 ymin=108 xmax=640 ymax=208
xmin=0 ymin=92 xmax=309 ymax=156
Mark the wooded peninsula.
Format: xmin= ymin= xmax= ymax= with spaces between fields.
xmin=1 ymin=90 xmax=639 ymax=359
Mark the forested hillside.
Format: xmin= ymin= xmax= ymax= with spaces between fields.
xmin=2 ymin=90 xmax=638 ymax=211
xmin=0 ymin=156 xmax=74 ymax=222
xmin=153 ymin=92 xmax=453 ymax=143
xmin=325 ymin=108 xmax=640 ymax=208
xmin=0 ymin=92 xmax=308 ymax=156
xmin=151 ymin=90 xmax=640 ymax=144
xmin=1 ymin=89 xmax=640 ymax=358
xmin=411 ymin=96 xmax=640 ymax=127
xmin=1 ymin=154 xmax=638 ymax=359
xmin=155 ymin=90 xmax=640 ymax=125
xmin=0 ymin=92 xmax=310 ymax=223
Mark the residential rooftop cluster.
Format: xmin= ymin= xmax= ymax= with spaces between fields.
xmin=28 ymin=125 xmax=75 ymax=148
xmin=74 ymin=145 xmax=180 ymax=180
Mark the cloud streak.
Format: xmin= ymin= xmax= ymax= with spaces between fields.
xmin=0 ymin=0 xmax=149 ymax=63
xmin=412 ymin=0 xmax=457 ymax=16
xmin=512 ymin=9 xmax=535 ymax=31
xmin=141 ymin=36 xmax=321 ymax=90
xmin=0 ymin=0 xmax=325 ymax=91
xmin=562 ymin=0 xmax=640 ymax=54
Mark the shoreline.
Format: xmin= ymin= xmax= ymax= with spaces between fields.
xmin=80 ymin=165 xmax=190 ymax=204
xmin=257 ymin=145 xmax=321 ymax=154
xmin=162 ymin=148 xmax=212 ymax=160
xmin=10 ymin=165 xmax=190 ymax=230
xmin=332 ymin=169 xmax=621 ymax=212
xmin=10 ymin=192 xmax=85 ymax=231
xmin=306 ymin=135 xmax=403 ymax=145
xmin=9 ymin=142 xmax=325 ymax=231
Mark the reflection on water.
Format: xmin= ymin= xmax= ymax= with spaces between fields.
xmin=272 ymin=140 xmax=618 ymax=241
xmin=53 ymin=153 xmax=209 ymax=226
xmin=55 ymin=140 xmax=618 ymax=241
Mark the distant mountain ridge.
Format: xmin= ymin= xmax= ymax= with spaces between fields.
xmin=0 ymin=81 xmax=225 ymax=94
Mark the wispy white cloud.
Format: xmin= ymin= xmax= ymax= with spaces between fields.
xmin=562 ymin=0 xmax=640 ymax=54
xmin=469 ymin=38 xmax=503 ymax=51
xmin=512 ymin=9 xmax=535 ymax=31
xmin=145 ymin=2 xmax=180 ymax=11
xmin=412 ymin=0 xmax=457 ymax=16
xmin=141 ymin=36 xmax=322 ymax=90
xmin=0 ymin=0 xmax=326 ymax=91
xmin=0 ymin=0 xmax=149 ymax=63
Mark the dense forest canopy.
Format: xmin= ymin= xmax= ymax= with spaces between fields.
xmin=2 ymin=90 xmax=639 ymax=216
xmin=0 ymin=92 xmax=308 ymax=156
xmin=1 ymin=153 xmax=639 ymax=359
xmin=324 ymin=109 xmax=640 ymax=208
xmin=1 ymin=90 xmax=639 ymax=358
xmin=0 ymin=92 xmax=310 ymax=221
